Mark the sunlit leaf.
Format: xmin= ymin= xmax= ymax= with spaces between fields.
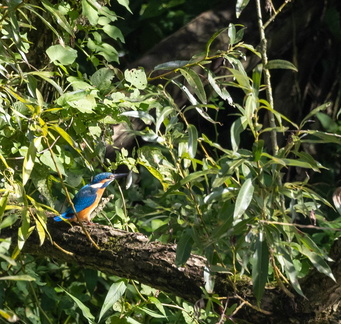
xmin=228 ymin=68 xmax=251 ymax=93
xmin=154 ymin=60 xmax=189 ymax=71
xmin=121 ymin=111 xmax=155 ymax=125
xmin=207 ymin=70 xmax=233 ymax=104
xmin=46 ymin=45 xmax=78 ymax=65
xmin=48 ymin=124 xmax=81 ymax=153
xmin=155 ymin=106 xmax=173 ymax=134
xmin=228 ymin=23 xmax=236 ymax=46
xmin=187 ymin=124 xmax=198 ymax=159
xmin=0 ymin=275 xmax=35 ymax=281
xmin=179 ymin=68 xmax=207 ymax=104
xmin=236 ymin=0 xmax=250 ymax=18
xmin=90 ymin=67 xmax=115 ymax=91
xmin=117 ymin=0 xmax=132 ymax=13
xmin=99 ymin=281 xmax=127 ymax=322
xmin=138 ymin=307 xmax=167 ymax=319
xmin=300 ymin=130 xmax=341 ymax=144
xmin=124 ymin=68 xmax=147 ymax=90
xmin=233 ymin=177 xmax=254 ymax=221
xmin=23 ymin=137 xmax=41 ymax=186
xmin=231 ymin=116 xmax=247 ymax=151
xmin=41 ymin=0 xmax=75 ymax=36
xmin=0 ymin=191 xmax=9 ymax=222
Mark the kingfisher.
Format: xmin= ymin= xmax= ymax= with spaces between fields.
xmin=53 ymin=172 xmax=127 ymax=223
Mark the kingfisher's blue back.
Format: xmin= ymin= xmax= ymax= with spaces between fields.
xmin=53 ymin=172 xmax=127 ymax=223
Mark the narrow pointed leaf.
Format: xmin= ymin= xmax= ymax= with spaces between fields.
xmin=187 ymin=124 xmax=198 ymax=159
xmin=276 ymin=246 xmax=305 ymax=297
xmin=99 ymin=281 xmax=127 ymax=322
xmin=179 ymin=68 xmax=207 ymax=104
xmin=233 ymin=178 xmax=254 ymax=220
xmin=265 ymin=59 xmax=298 ymax=72
xmin=62 ymin=288 xmax=95 ymax=324
xmin=251 ymin=231 xmax=269 ymax=303
xmin=23 ymin=137 xmax=41 ymax=185
xmin=236 ymin=0 xmax=250 ymax=18
xmin=176 ymin=229 xmax=193 ymax=266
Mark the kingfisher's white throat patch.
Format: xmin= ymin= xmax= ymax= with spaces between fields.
xmin=91 ymin=183 xmax=105 ymax=189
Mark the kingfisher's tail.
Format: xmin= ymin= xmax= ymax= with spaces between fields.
xmin=53 ymin=213 xmax=69 ymax=222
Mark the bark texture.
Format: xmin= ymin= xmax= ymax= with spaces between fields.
xmin=2 ymin=219 xmax=340 ymax=323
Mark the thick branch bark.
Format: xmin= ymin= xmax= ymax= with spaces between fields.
xmin=1 ymin=219 xmax=340 ymax=323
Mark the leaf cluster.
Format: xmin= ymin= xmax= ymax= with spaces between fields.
xmin=0 ymin=0 xmax=340 ymax=323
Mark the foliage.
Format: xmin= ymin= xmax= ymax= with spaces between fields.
xmin=0 ymin=0 xmax=341 ymax=323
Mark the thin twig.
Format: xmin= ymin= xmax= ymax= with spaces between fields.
xmin=255 ymin=0 xmax=278 ymax=155
xmin=259 ymin=220 xmax=341 ymax=231
xmin=264 ymin=0 xmax=293 ymax=29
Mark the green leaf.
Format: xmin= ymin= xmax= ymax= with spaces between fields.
xmin=293 ymin=151 xmax=326 ymax=172
xmin=23 ymin=137 xmax=41 ymax=186
xmin=228 ymin=68 xmax=251 ymax=91
xmin=62 ymin=287 xmax=96 ymax=324
xmin=301 ymin=130 xmax=341 ymax=144
xmin=281 ymin=158 xmax=320 ymax=170
xmin=179 ymin=169 xmax=219 ymax=187
xmin=149 ymin=296 xmax=167 ymax=317
xmin=294 ymin=234 xmax=336 ymax=281
xmin=121 ymin=111 xmax=155 ymax=125
xmin=49 ymin=124 xmax=81 ymax=153
xmin=205 ymin=27 xmax=228 ymax=56
xmin=187 ymin=124 xmax=198 ymax=159
xmin=154 ymin=60 xmax=189 ymax=71
xmin=58 ymin=91 xmax=97 ymax=113
xmin=231 ymin=116 xmax=247 ymax=152
xmin=155 ymin=106 xmax=173 ymax=134
xmin=98 ymin=281 xmax=127 ymax=322
xmin=179 ymin=68 xmax=207 ymax=104
xmin=207 ymin=70 xmax=233 ymax=104
xmin=138 ymin=307 xmax=167 ymax=319
xmin=0 ymin=275 xmax=35 ymax=281
xmin=176 ymin=229 xmax=193 ymax=266
xmin=251 ymin=230 xmax=269 ymax=303
xmin=90 ymin=67 xmax=115 ymax=91
xmin=103 ymin=25 xmax=124 ymax=42
xmin=315 ymin=112 xmax=338 ymax=132
xmin=46 ymin=45 xmax=78 ymax=65
xmin=82 ymin=0 xmax=99 ymax=25
xmin=0 ymin=191 xmax=9 ymax=222
xmin=236 ymin=0 xmax=250 ymax=18
xmin=117 ymin=0 xmax=132 ymax=13
xmin=228 ymin=23 xmax=236 ymax=46
xmin=265 ymin=59 xmax=298 ymax=72
xmin=299 ymin=102 xmax=331 ymax=129
xmin=276 ymin=246 xmax=305 ymax=297
xmin=124 ymin=68 xmax=147 ymax=90
xmin=233 ymin=177 xmax=254 ymax=221
xmin=41 ymin=0 xmax=75 ymax=36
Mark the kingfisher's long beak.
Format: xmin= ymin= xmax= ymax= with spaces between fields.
xmin=110 ymin=173 xmax=128 ymax=179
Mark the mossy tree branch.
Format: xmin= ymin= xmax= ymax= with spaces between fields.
xmin=1 ymin=218 xmax=340 ymax=322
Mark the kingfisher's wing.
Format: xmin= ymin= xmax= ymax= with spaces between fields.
xmin=53 ymin=185 xmax=98 ymax=221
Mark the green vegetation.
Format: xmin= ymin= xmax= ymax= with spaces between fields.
xmin=0 ymin=0 xmax=340 ymax=322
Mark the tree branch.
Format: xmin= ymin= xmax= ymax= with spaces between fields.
xmin=1 ymin=218 xmax=340 ymax=322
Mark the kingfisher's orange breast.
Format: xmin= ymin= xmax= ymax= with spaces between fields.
xmin=77 ymin=188 xmax=105 ymax=222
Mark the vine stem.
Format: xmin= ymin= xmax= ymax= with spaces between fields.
xmin=255 ymin=0 xmax=278 ymax=155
